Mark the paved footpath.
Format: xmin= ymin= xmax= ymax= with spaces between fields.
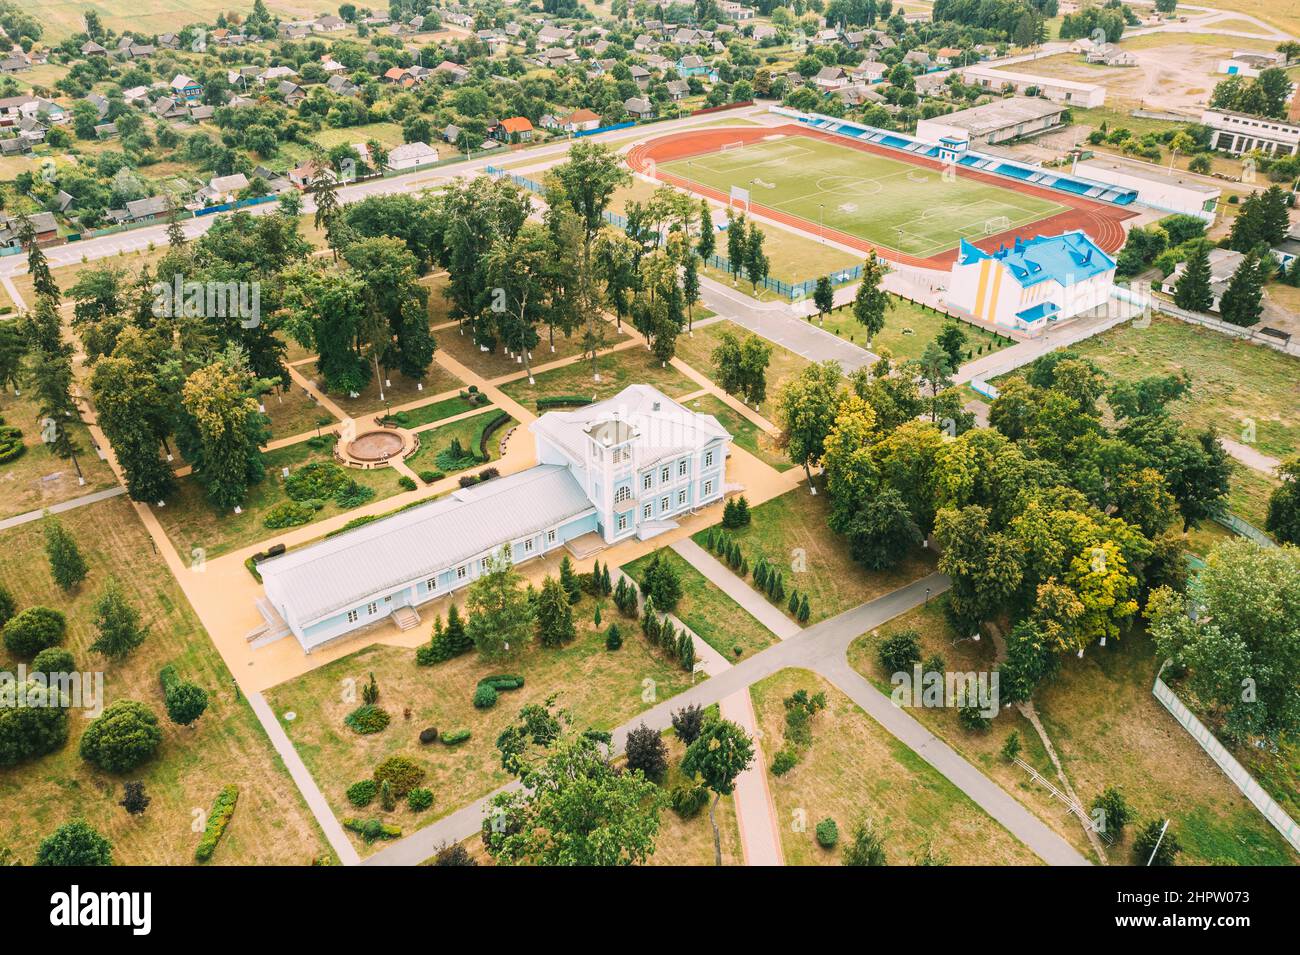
xmin=719 ymin=689 xmax=785 ymax=865
xmin=699 ymin=277 xmax=878 ymax=375
xmin=0 ymin=485 xmax=125 ymax=532
xmin=247 ymin=691 xmax=361 ymax=866
xmin=364 ymin=571 xmax=1090 ymax=867
xmin=671 ymin=538 xmax=802 ymax=640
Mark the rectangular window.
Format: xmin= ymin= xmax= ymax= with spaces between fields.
xmin=678 ymin=489 xmax=687 ymax=506
xmin=643 ymin=473 xmax=652 ymax=491
xmin=705 ymin=451 xmax=714 ymax=468
xmin=643 ymin=503 xmax=652 ymax=519
xmin=617 ymin=513 xmax=628 ymax=531
xmin=523 ymin=538 xmax=533 ymax=553
xmin=425 ymin=578 xmax=436 ymax=591
xmin=347 ymin=609 xmax=358 ymax=624
xmin=480 ymin=556 xmax=490 ymax=571
xmin=456 ymin=565 xmax=467 ymax=580
xmin=547 ymin=529 xmax=556 ymax=544
xmin=704 ymin=480 xmax=713 ymax=496
xmin=660 ymin=496 xmax=669 ymax=512
xmin=661 ymin=466 xmax=670 ymax=482
xmin=678 ymin=460 xmax=688 ymax=477
xmin=366 ymin=602 xmax=378 ymax=616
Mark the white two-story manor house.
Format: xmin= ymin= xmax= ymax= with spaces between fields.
xmin=257 ymin=385 xmax=732 ymax=651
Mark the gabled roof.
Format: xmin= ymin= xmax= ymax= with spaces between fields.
xmin=498 ymin=116 xmax=533 ymax=133
xmin=259 ymin=465 xmax=596 ymax=629
xmin=958 ymin=231 xmax=1115 ymax=288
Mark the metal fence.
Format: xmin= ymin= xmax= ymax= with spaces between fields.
xmin=1212 ymin=509 xmax=1277 ymax=547
xmin=1152 ymin=667 xmax=1300 ymax=854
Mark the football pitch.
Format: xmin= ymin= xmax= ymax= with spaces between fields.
xmin=658 ymin=134 xmax=1067 ymax=259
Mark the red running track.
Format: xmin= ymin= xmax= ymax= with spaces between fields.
xmin=626 ymin=124 xmax=1136 ymax=269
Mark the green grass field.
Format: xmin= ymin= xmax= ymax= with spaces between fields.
xmin=660 ymin=135 xmax=1065 ymax=258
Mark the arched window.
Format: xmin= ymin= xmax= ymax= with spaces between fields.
xmin=614 ymin=485 xmax=631 ymax=503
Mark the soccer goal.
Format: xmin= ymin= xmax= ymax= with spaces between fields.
xmin=720 ymin=140 xmax=745 ymax=153
xmin=983 ymin=215 xmax=1011 ymax=235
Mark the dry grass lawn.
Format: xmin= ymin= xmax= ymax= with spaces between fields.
xmin=751 ymin=668 xmax=1041 ymax=865
xmin=0 ymin=391 xmax=119 ymax=520
xmin=675 ymin=318 xmax=812 ymax=422
xmin=0 ymin=497 xmax=330 ymax=864
xmin=623 ymin=547 xmax=778 ymax=662
xmin=500 ymin=344 xmax=697 ymax=408
xmin=693 ymin=487 xmax=938 ymax=623
xmin=437 ymin=318 xmax=629 ymax=383
xmin=264 ymin=591 xmax=696 ymax=856
xmin=849 ymin=600 xmax=1298 ymax=866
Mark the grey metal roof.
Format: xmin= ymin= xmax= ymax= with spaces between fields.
xmin=259 ymin=464 xmax=595 ymax=626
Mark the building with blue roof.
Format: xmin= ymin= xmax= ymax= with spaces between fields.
xmin=945 ymin=229 xmax=1117 ymax=332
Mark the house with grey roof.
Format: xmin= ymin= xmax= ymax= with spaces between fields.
xmin=255 ymin=385 xmax=731 ymax=650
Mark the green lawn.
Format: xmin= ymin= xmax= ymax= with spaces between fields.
xmin=848 ymin=599 xmax=1298 ymax=866
xmin=154 ymin=437 xmax=410 ymax=559
xmin=675 ymin=319 xmax=812 ymax=422
xmin=623 ymin=548 xmax=778 ymax=661
xmin=500 ymin=346 xmax=697 ymax=408
xmin=0 ymin=496 xmax=331 ymax=865
xmin=692 ymin=487 xmax=938 ymax=624
xmin=820 ymin=295 xmax=1016 ymax=365
xmin=264 ymin=589 xmax=695 ymax=856
xmin=405 ymin=408 xmax=515 ymax=472
xmin=682 ymin=393 xmax=793 ymax=472
xmin=387 ymin=394 xmax=483 ymax=430
xmin=751 ymin=668 xmax=1041 ymax=865
xmin=661 ymin=134 xmax=1064 ymax=259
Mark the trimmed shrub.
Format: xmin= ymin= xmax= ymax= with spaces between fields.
xmin=472 ymin=683 xmax=498 ymax=709
xmin=263 ymin=499 xmax=316 ymax=529
xmin=342 ymin=818 xmax=402 ymax=843
xmin=815 ymin=817 xmax=839 ymax=848
xmin=877 ymin=629 xmax=922 ymax=675
xmin=440 ymin=729 xmax=470 ymax=745
xmin=79 ymin=699 xmax=162 ymax=772
xmin=397 ymin=475 xmax=417 ymax=491
xmin=771 ymin=746 xmax=798 ymax=776
xmin=3 ymin=606 xmax=66 ymax=658
xmin=0 ymin=425 xmax=24 ymax=463
xmin=284 ymin=461 xmax=350 ymax=501
xmin=373 ymin=755 xmax=425 ymax=797
xmin=333 ymin=480 xmax=375 ymax=508
xmin=36 ymin=821 xmax=112 ymax=866
xmin=344 ymin=704 xmax=390 ymax=735
xmin=418 ymin=470 xmax=444 ymax=484
xmin=0 ymin=680 xmax=69 ymax=766
xmin=407 ymin=787 xmax=434 ymax=812
xmin=418 ymin=727 xmax=439 ymax=745
xmin=476 ymin=411 xmax=511 ymax=460
xmin=31 ymin=647 xmax=75 ymax=675
xmin=535 ymin=395 xmax=593 ymax=410
xmin=346 ymin=779 xmax=377 ymax=807
xmin=477 ymin=675 xmax=524 ymax=691
xmin=670 ymin=783 xmax=710 ymax=819
xmin=194 ymin=785 xmax=238 ymax=863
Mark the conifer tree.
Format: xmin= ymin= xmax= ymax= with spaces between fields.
xmin=43 ymin=516 xmax=87 ymax=593
xmin=1173 ymin=241 xmax=1213 ymax=312
xmin=536 ymin=577 xmax=576 ymax=648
